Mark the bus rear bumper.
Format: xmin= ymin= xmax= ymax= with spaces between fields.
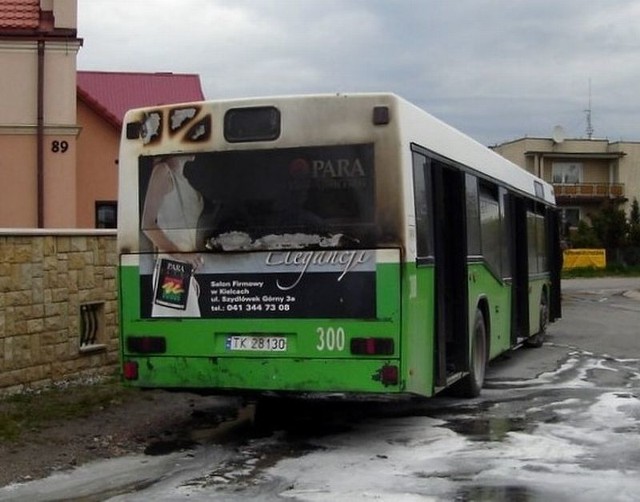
xmin=121 ymin=356 xmax=403 ymax=395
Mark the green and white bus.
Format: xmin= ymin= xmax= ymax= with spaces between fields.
xmin=118 ymin=93 xmax=561 ymax=400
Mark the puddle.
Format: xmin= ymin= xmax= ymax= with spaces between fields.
xmin=144 ymin=438 xmax=197 ymax=456
xmin=185 ymin=436 xmax=326 ymax=489
xmin=444 ymin=416 xmax=531 ymax=442
xmin=143 ymin=404 xmax=253 ymax=455
xmin=456 ymin=484 xmax=536 ymax=501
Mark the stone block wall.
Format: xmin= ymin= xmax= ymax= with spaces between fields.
xmin=0 ymin=230 xmax=118 ymax=395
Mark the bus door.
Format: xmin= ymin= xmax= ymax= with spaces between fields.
xmin=431 ymin=162 xmax=469 ymax=386
xmin=547 ymin=206 xmax=562 ymax=321
xmin=508 ymin=195 xmax=529 ymax=343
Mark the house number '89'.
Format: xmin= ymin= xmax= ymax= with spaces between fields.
xmin=51 ymin=140 xmax=69 ymax=153
xmin=316 ymin=327 xmax=346 ymax=351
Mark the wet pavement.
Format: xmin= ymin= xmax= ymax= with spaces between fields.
xmin=1 ymin=278 xmax=639 ymax=501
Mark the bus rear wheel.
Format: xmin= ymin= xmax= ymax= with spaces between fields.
xmin=453 ymin=308 xmax=487 ymax=398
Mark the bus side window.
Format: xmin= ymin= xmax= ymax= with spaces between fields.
xmin=499 ymin=188 xmax=511 ymax=279
xmin=412 ymin=151 xmax=433 ymax=258
xmin=465 ymin=174 xmax=481 ymax=256
xmin=539 ymin=212 xmax=549 ymax=272
xmin=479 ymin=182 xmax=502 ymax=277
xmin=527 ymin=206 xmax=547 ymax=274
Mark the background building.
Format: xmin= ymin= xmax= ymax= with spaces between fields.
xmin=0 ymin=0 xmax=205 ymax=229
xmin=0 ymin=1 xmax=206 ymax=393
xmin=493 ymin=137 xmax=640 ymax=236
xmin=0 ymin=0 xmax=81 ymax=228
xmin=76 ymin=71 xmax=204 ymax=228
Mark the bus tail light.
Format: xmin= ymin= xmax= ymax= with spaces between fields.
xmin=379 ymin=364 xmax=399 ymax=386
xmin=127 ymin=336 xmax=166 ymax=354
xmin=123 ymin=361 xmax=139 ymax=380
xmin=351 ymin=337 xmax=394 ymax=355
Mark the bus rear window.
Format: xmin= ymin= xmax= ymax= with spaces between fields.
xmin=138 ymin=144 xmax=376 ymax=251
xmin=224 ymin=106 xmax=280 ymax=142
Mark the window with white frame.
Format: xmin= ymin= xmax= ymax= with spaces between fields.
xmin=552 ymin=162 xmax=582 ymax=184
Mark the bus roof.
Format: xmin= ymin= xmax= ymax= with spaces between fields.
xmin=388 ymin=93 xmax=554 ymax=204
xmin=122 ymin=92 xmax=555 ymax=205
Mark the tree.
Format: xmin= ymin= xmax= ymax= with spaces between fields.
xmin=628 ymin=198 xmax=640 ymax=246
xmin=570 ymin=220 xmax=601 ymax=248
xmin=630 ymin=198 xmax=640 ymax=225
xmin=590 ymin=202 xmax=628 ymax=249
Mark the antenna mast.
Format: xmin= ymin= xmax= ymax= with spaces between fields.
xmin=585 ymin=79 xmax=594 ymax=139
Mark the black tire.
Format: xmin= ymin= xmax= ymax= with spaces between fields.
xmin=525 ymin=291 xmax=548 ymax=348
xmin=453 ymin=308 xmax=487 ymax=398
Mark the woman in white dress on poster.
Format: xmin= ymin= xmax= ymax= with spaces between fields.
xmin=142 ymin=154 xmax=204 ymax=317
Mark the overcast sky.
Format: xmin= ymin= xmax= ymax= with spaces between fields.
xmin=77 ymin=0 xmax=640 ymax=146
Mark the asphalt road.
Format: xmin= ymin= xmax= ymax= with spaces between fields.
xmin=2 ymin=277 xmax=639 ymax=501
xmin=489 ymin=276 xmax=640 ymax=382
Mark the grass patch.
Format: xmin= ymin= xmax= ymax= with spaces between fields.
xmin=0 ymin=379 xmax=137 ymax=442
xmin=562 ymin=265 xmax=640 ymax=279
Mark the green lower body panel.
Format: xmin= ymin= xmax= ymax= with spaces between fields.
xmin=125 ymin=356 xmax=402 ymax=395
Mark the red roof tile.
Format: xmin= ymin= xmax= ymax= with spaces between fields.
xmin=0 ymin=0 xmax=39 ymax=29
xmin=77 ymin=71 xmax=206 ymax=128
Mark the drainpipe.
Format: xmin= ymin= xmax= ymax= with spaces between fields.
xmin=37 ymin=39 xmax=45 ymax=228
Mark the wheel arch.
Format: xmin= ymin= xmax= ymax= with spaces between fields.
xmin=539 ymin=282 xmax=550 ymax=332
xmin=475 ymin=295 xmax=491 ymax=361
xmin=541 ymin=282 xmax=549 ymax=304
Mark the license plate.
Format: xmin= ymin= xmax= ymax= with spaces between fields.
xmin=226 ymin=336 xmax=287 ymax=352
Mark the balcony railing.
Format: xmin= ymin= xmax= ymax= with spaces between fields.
xmin=553 ymin=182 xmax=625 ymax=199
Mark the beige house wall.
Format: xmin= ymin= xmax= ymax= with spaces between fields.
xmin=0 ymin=43 xmax=39 ymax=124
xmin=44 ymin=41 xmax=80 ymax=124
xmin=0 ymin=231 xmax=118 ymax=395
xmin=493 ymin=140 xmax=535 ymax=174
xmin=46 ymin=0 xmax=78 ymax=29
xmin=0 ymin=129 xmax=80 ymax=228
xmin=44 ymin=127 xmax=79 ymax=227
xmin=0 ymin=41 xmax=79 ymax=129
xmin=615 ymin=142 xmax=640 ymax=209
xmin=583 ymin=160 xmax=613 ymax=184
xmin=0 ymin=135 xmax=38 ymax=227
xmin=541 ymin=158 xmax=612 ymax=184
xmin=0 ymin=3 xmax=81 ymax=228
xmin=76 ymin=102 xmax=119 ymax=228
xmin=494 ymin=138 xmax=640 ymax=214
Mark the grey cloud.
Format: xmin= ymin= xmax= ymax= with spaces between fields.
xmin=78 ymin=0 xmax=640 ymax=145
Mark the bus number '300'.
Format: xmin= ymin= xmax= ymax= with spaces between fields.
xmin=316 ymin=327 xmax=346 ymax=352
